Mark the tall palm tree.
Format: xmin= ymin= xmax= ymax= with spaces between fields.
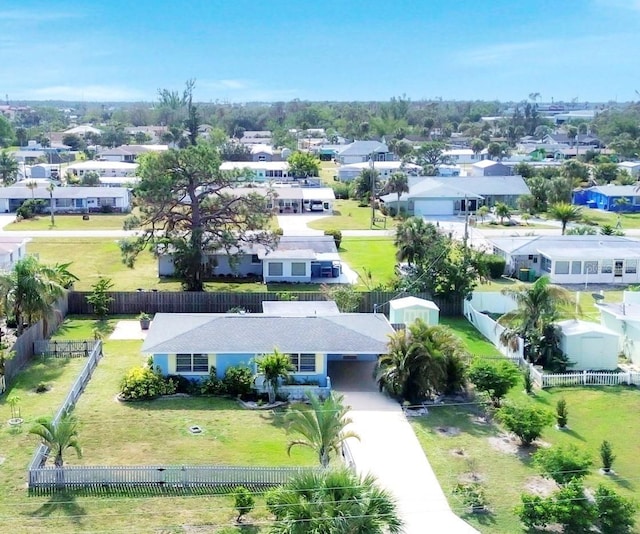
xmin=384 ymin=172 xmax=409 ymax=216
xmin=394 ymin=217 xmax=438 ymax=266
xmin=266 ymin=468 xmax=403 ymax=534
xmin=285 ymin=391 xmax=359 ymax=468
xmin=25 ymin=180 xmax=38 ymax=198
xmin=0 ymin=256 xmax=73 ymax=334
xmin=255 ymin=349 xmax=293 ymax=403
xmin=494 ymin=202 xmax=511 ymax=224
xmin=30 ymin=414 xmax=82 ymax=468
xmin=548 ymin=202 xmax=582 ymax=235
xmin=47 ymin=182 xmax=56 ymax=226
xmin=0 ymin=151 xmax=19 ymax=185
xmin=498 ymin=276 xmax=574 ymax=362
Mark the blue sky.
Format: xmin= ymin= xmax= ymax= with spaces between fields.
xmin=1 ymin=0 xmax=639 ymax=103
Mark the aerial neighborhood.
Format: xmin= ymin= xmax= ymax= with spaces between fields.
xmin=1 ymin=88 xmax=640 ymax=533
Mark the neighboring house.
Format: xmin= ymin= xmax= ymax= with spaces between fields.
xmin=380 ymin=175 xmax=529 ymax=215
xmin=229 ymin=186 xmax=334 ymax=213
xmin=618 ymin=161 xmax=640 ymax=178
xmin=240 ymin=131 xmax=273 ymax=146
xmin=251 ymin=144 xmax=274 ymax=162
xmin=158 ymin=235 xmax=347 ymax=283
xmin=98 ymin=144 xmax=168 ymax=163
xmin=0 ymin=237 xmax=31 ymax=271
xmin=488 ymin=235 xmax=640 ymax=284
xmin=544 ymin=132 xmax=603 ymax=147
xmin=66 ymin=161 xmax=138 ymax=178
xmin=556 ymin=319 xmax=619 ymax=371
xmin=141 ymin=308 xmax=394 ymax=387
xmin=573 ymin=185 xmax=640 ymax=212
xmin=599 ymin=292 xmax=640 ymax=365
xmin=10 ymin=150 xmax=48 ymax=164
xmin=389 ymin=297 xmax=440 ymax=327
xmin=30 ymin=164 xmax=61 ymax=180
xmin=220 ymin=161 xmax=290 ymax=182
xmin=337 ymin=161 xmax=421 ymax=181
xmin=470 ymin=160 xmax=511 ymax=176
xmin=0 ymin=185 xmax=131 ymax=213
xmin=336 ymin=141 xmax=393 ymax=164
xmin=64 ymin=124 xmax=103 ymax=137
xmin=442 ymin=148 xmax=488 ymax=164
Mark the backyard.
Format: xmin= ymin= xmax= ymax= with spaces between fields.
xmin=419 ymin=317 xmax=640 ymax=533
xmin=0 ymin=317 xmax=319 ymax=532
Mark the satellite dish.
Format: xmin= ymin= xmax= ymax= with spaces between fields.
xmin=592 ymin=293 xmax=605 ymax=301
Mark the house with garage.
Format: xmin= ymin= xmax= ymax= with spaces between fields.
xmin=0 ymin=185 xmax=131 ymax=213
xmin=229 ymin=185 xmax=334 ymax=213
xmin=141 ymin=306 xmax=395 ymax=389
xmin=336 ymin=141 xmax=393 ymax=164
xmin=158 ymin=235 xmax=350 ymax=283
xmin=572 ymin=185 xmax=640 ymax=212
xmin=488 ymin=234 xmax=640 ymax=284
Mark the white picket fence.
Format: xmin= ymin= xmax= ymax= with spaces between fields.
xmin=463 ymin=301 xmax=640 ymax=389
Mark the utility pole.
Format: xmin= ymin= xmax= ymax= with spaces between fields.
xmin=463 ymin=195 xmax=469 ymax=249
xmin=370 ymin=152 xmax=375 ymax=228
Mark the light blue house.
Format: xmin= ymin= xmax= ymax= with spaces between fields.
xmin=141 ymin=307 xmax=394 ymax=388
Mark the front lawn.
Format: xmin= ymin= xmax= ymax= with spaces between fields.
xmin=307 ymin=199 xmax=397 ymax=231
xmin=5 ymin=213 xmax=130 ymax=231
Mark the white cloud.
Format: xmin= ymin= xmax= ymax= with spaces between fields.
xmin=199 ymin=79 xmax=298 ymax=102
xmin=22 ymin=85 xmax=147 ymax=101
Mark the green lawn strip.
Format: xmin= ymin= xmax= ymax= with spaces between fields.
xmin=5 ymin=214 xmax=130 ymax=231
xmin=579 ymin=209 xmax=640 ymax=229
xmin=440 ymin=317 xmax=503 ymax=358
xmin=307 ymin=199 xmax=397 ymax=231
xmin=476 ymin=222 xmax=558 ymax=230
xmin=339 ymin=236 xmax=396 ymax=288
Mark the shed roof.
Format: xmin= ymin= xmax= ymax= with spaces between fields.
xmin=556 ymin=319 xmax=618 ymax=337
xmin=389 ymin=297 xmax=439 ymax=311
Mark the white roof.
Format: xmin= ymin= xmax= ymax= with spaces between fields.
xmin=557 ymin=319 xmax=618 ymax=337
xmin=389 ymin=297 xmax=440 ymax=311
xmin=66 ymin=161 xmax=138 ymax=171
xmin=250 ymin=144 xmax=274 ymax=155
xmin=220 ymin=161 xmax=288 ymax=171
xmin=65 ymin=125 xmax=102 ymax=135
xmin=339 ymin=161 xmax=421 ymax=171
xmin=472 ymin=160 xmax=504 ymax=168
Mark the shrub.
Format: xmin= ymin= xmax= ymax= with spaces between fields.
xmin=599 ymin=440 xmax=616 ymax=472
xmin=533 ymin=444 xmax=593 ymax=485
xmin=468 ymin=359 xmax=520 ymax=406
xmin=233 ymin=486 xmax=255 ymax=523
xmin=556 ymin=397 xmax=568 ymax=428
xmin=594 ymin=484 xmax=637 ymax=534
xmin=35 ymin=382 xmax=48 ymax=393
xmin=516 ymin=493 xmax=554 ymax=530
xmin=222 ymin=365 xmax=254 ymax=397
xmin=331 ymin=182 xmax=350 ymax=199
xmin=522 ymin=367 xmax=533 ymax=394
xmin=120 ymin=366 xmax=176 ymax=400
xmin=200 ymin=366 xmax=226 ymax=395
xmin=483 ymin=254 xmax=506 ymax=279
xmin=167 ymin=374 xmax=197 ymax=394
xmin=497 ymin=402 xmax=554 ymax=446
xmin=324 ymin=228 xmax=342 ymax=249
xmin=453 ymin=483 xmax=487 ymax=512
xmin=16 ymin=199 xmax=45 ymax=219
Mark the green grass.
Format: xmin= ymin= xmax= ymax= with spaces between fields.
xmin=579 ymin=209 xmax=640 ymax=229
xmin=339 ymin=236 xmax=396 ymax=288
xmin=307 ymin=199 xmax=397 ymax=231
xmin=440 ymin=317 xmax=503 ymax=358
xmin=5 ymin=214 xmax=130 ymax=231
xmin=0 ymin=318 xmax=319 ymax=532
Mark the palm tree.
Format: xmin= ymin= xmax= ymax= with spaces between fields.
xmin=498 ymin=277 xmax=574 ymax=363
xmin=0 ymin=151 xmax=19 ymax=185
xmin=394 ymin=217 xmax=438 ymax=266
xmin=285 ymin=392 xmax=359 ymax=468
xmin=30 ymin=414 xmax=82 ymax=488
xmin=471 ymin=138 xmax=486 ymax=158
xmin=384 ymin=172 xmax=409 ymax=216
xmin=376 ymin=319 xmax=468 ymax=403
xmin=477 ymin=205 xmax=490 ymax=223
xmin=266 ymin=468 xmax=403 ymax=534
xmin=255 ymin=349 xmax=293 ymax=403
xmin=47 ymin=182 xmax=55 ymax=226
xmin=548 ymin=202 xmax=582 ymax=235
xmin=0 ymin=256 xmax=73 ymax=334
xmin=26 ymin=180 xmax=38 ymax=198
xmin=494 ymin=202 xmax=511 ymax=224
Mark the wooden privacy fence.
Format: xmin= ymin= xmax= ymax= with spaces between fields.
xmin=28 ymin=465 xmax=318 ymax=492
xmin=34 ymin=339 xmax=100 ymax=358
xmin=68 ymin=290 xmax=462 ymax=317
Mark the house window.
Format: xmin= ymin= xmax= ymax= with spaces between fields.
xmin=251 ymin=254 xmax=260 ymax=265
xmin=289 ymin=353 xmax=316 ymax=373
xmin=626 ymin=260 xmax=637 ymax=274
xmin=601 ymin=259 xmax=613 ymax=274
xmin=571 ymin=261 xmax=582 ymax=275
xmin=541 ymin=256 xmax=552 ymax=273
xmin=634 ymin=197 xmax=640 ymax=205
xmin=268 ymin=262 xmax=283 ymax=276
xmin=176 ymin=353 xmax=209 ymax=373
xmin=584 ymin=261 xmax=598 ymax=275
xmin=291 ymin=262 xmax=306 ymax=276
xmin=555 ymin=261 xmax=570 ymax=275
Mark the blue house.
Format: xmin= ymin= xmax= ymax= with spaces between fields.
xmin=573 ymin=185 xmax=640 ymax=212
xmin=140 ymin=305 xmax=394 ymax=389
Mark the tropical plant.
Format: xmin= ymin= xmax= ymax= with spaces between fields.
xmin=548 ymin=202 xmax=582 ymax=234
xmin=376 ymin=320 xmax=468 ymax=403
xmin=468 ymin=359 xmax=519 ymax=407
xmin=394 ymin=217 xmax=439 ymax=266
xmin=29 ymin=414 xmax=82 ymax=468
xmin=85 ymin=277 xmax=114 ymax=319
xmin=265 ymin=468 xmax=403 ymax=533
xmin=233 ymin=486 xmax=255 ymax=523
xmin=477 ymin=205 xmax=489 ymax=223
xmin=285 ymin=391 xmax=359 ymax=468
xmin=599 ymin=440 xmax=616 ymax=473
xmin=324 ymin=228 xmax=342 ymax=249
xmin=0 ymin=150 xmax=19 ymax=185
xmin=497 ymin=402 xmax=554 ymax=446
xmin=494 ymin=202 xmax=511 ymax=224
xmin=256 ymin=349 xmax=293 ymax=403
xmin=119 ymin=365 xmax=176 ymax=400
xmin=353 ymin=167 xmax=380 ymax=203
xmin=385 ymin=172 xmax=409 ymax=210
xmin=534 ymin=444 xmax=593 ymax=484
xmin=321 ymin=283 xmax=361 ymax=312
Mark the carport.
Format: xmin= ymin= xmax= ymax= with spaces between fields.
xmin=327 ymin=360 xmax=378 ymax=392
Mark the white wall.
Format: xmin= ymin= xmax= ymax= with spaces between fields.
xmin=560 ymin=332 xmax=619 ymax=370
xmin=469 ymin=292 xmax=517 ymax=314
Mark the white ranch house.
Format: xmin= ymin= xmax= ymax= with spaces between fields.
xmin=337 ymin=161 xmax=421 ymax=181
xmin=0 ymin=185 xmax=132 ymax=213
xmin=489 ymin=235 xmax=640 ymax=284
xmin=65 ymin=161 xmax=138 ymax=178
xmin=219 ymin=161 xmax=290 ymax=182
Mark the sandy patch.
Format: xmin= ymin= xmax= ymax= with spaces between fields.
xmin=110 ymin=320 xmax=147 ymax=340
xmin=524 ymin=475 xmax=558 ymax=497
xmin=436 ymin=426 xmax=460 ymax=437
xmin=488 ymin=434 xmax=520 ymax=455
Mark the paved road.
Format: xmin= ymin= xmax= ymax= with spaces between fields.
xmin=330 ymin=362 xmax=478 ymax=534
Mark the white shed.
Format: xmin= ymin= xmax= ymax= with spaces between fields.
xmin=389 ymin=297 xmax=440 ymax=326
xmin=557 ymin=320 xmax=619 ymax=371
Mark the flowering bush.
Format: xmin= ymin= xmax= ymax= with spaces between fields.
xmin=120 ymin=366 xmax=176 ymax=400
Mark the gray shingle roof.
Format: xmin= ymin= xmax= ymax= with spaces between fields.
xmin=588 ymin=185 xmax=639 ymax=197
xmin=338 ymin=141 xmax=388 ymax=157
xmin=141 ymin=313 xmax=394 ymax=354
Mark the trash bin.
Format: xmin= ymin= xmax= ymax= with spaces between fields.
xmin=519 ymin=268 xmax=530 ymax=282
xmin=528 ymin=269 xmax=536 ymax=282
xmin=332 ymin=264 xmax=341 ymax=278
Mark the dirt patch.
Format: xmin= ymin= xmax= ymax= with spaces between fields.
xmin=436 ymin=426 xmax=460 ymax=437
xmin=470 ymin=415 xmax=489 ymax=426
xmin=525 ymin=475 xmax=558 ymax=497
xmin=450 ymin=448 xmax=467 ymax=458
xmin=458 ymin=472 xmax=485 ymax=484
xmin=488 ymin=434 xmax=520 ymax=455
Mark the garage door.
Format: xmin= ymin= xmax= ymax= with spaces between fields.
xmin=414 ymin=199 xmax=453 ymax=216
